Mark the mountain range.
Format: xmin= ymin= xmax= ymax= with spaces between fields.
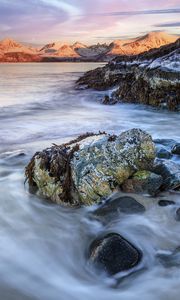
xmin=0 ymin=32 xmax=179 ymax=62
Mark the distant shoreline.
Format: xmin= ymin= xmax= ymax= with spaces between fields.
xmin=0 ymin=31 xmax=179 ymax=63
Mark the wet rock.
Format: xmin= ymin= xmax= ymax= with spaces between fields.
xmin=122 ymin=170 xmax=163 ymax=196
xmin=172 ymin=143 xmax=180 ymax=155
xmin=175 ymin=208 xmax=180 ymax=221
xmin=91 ymin=195 xmax=145 ymax=222
xmin=153 ymin=160 xmax=180 ymax=191
xmin=154 ymin=139 xmax=176 ymax=148
xmin=158 ymin=200 xmax=175 ymax=206
xmin=89 ymin=233 xmax=142 ymax=275
xmin=102 ymin=95 xmax=110 ymax=104
xmin=25 ymin=129 xmax=155 ymax=206
xmin=154 ymin=140 xmax=174 ymax=159
xmin=156 ymin=147 xmax=172 ymax=159
xmin=76 ymin=66 xmax=121 ymax=90
xmin=101 ymin=95 xmax=118 ymax=105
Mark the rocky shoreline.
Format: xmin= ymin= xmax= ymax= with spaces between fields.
xmin=77 ymin=39 xmax=180 ymax=111
xmin=24 ymin=38 xmax=180 ymax=279
xmin=25 ymin=129 xmax=180 ymax=277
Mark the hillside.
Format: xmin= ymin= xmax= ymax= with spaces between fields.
xmin=108 ymin=32 xmax=179 ymax=56
xmin=0 ymin=52 xmax=42 ymax=62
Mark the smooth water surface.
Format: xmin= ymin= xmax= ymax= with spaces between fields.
xmin=0 ymin=63 xmax=180 ymax=300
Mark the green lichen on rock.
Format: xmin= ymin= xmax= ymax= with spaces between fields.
xmin=32 ymin=156 xmax=64 ymax=204
xmin=133 ymin=170 xmax=152 ymax=180
xmin=25 ymin=129 xmax=155 ymax=206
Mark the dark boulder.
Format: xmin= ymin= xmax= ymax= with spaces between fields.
xmin=90 ymin=195 xmax=145 ymax=223
xmin=156 ymin=147 xmax=172 ymax=159
xmin=153 ymin=160 xmax=180 ymax=191
xmin=154 ymin=139 xmax=175 ymax=159
xmin=89 ymin=233 xmax=142 ymax=275
xmin=94 ymin=195 xmax=145 ymax=215
xmin=154 ymin=139 xmax=176 ymax=148
xmin=172 ymin=143 xmax=180 ymax=155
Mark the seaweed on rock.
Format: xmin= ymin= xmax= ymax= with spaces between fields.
xmin=25 ymin=129 xmax=156 ymax=206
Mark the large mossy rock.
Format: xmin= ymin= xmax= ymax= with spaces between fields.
xmin=25 ymin=129 xmax=155 ymax=206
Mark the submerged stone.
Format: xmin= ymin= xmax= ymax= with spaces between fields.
xmin=92 ymin=195 xmax=145 ymax=217
xmin=158 ymin=200 xmax=175 ymax=207
xmin=157 ymin=248 xmax=180 ymax=267
xmin=90 ymin=195 xmax=145 ymax=224
xmin=88 ymin=233 xmax=142 ymax=275
xmin=25 ymin=129 xmax=155 ymax=206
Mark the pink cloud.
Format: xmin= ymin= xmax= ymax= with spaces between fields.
xmin=0 ymin=0 xmax=179 ymax=43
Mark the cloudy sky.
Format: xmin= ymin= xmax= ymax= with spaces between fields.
xmin=0 ymin=0 xmax=180 ymax=44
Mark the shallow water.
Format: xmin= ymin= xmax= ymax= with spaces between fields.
xmin=0 ymin=63 xmax=180 ymax=300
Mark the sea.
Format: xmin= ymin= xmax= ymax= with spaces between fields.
xmin=0 ymin=62 xmax=180 ymax=300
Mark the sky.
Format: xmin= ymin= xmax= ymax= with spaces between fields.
xmin=0 ymin=0 xmax=180 ymax=45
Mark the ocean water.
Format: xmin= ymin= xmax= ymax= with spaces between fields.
xmin=0 ymin=62 xmax=180 ymax=300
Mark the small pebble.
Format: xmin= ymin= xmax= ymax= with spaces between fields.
xmin=158 ymin=200 xmax=175 ymax=207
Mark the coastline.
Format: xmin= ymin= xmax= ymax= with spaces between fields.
xmin=77 ymin=39 xmax=180 ymax=111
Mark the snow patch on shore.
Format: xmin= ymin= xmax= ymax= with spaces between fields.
xmin=148 ymin=50 xmax=180 ymax=72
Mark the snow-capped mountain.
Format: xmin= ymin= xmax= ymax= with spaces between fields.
xmin=40 ymin=41 xmax=87 ymax=57
xmin=108 ymin=32 xmax=179 ymax=56
xmin=0 ymin=38 xmax=37 ymax=54
xmin=0 ymin=32 xmax=179 ymax=62
xmin=72 ymin=42 xmax=87 ymax=50
xmin=39 ymin=42 xmax=64 ymax=53
xmin=55 ymin=44 xmax=80 ymax=57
